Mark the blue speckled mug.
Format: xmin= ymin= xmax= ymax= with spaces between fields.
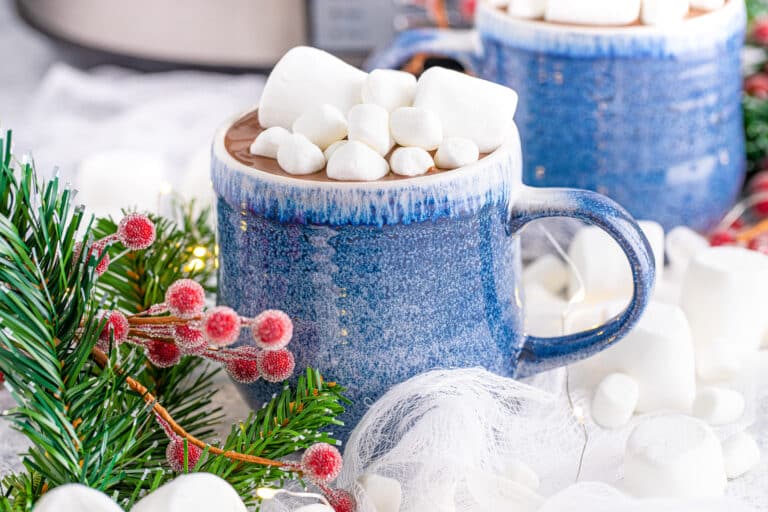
xmin=212 ymin=121 xmax=655 ymax=436
xmin=368 ymin=1 xmax=747 ymax=232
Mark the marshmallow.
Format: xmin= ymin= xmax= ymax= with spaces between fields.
xmin=568 ymin=221 xmax=664 ymax=302
xmin=32 ymin=484 xmax=123 ymax=512
xmin=347 ymin=103 xmax=393 ymax=156
xmin=487 ymin=0 xmax=511 ymax=6
xmin=665 ymin=226 xmax=709 ymax=278
xmin=624 ymin=415 xmax=727 ymax=499
xmin=413 ymin=67 xmax=518 ymax=153
xmin=327 ymin=141 xmax=390 ymax=181
xmin=249 ymin=126 xmax=291 ymax=159
xmin=690 ymin=0 xmax=724 ymax=10
xmin=642 ymin=0 xmax=689 ymax=25
xmin=294 ymin=506 xmax=334 ymax=512
xmin=524 ymin=282 xmax=568 ymax=337
xmin=292 ymin=104 xmax=348 ymax=150
xmin=390 ymin=147 xmax=434 ymax=177
xmin=693 ymin=387 xmax=745 ymax=426
xmin=546 ymin=0 xmax=642 ymax=25
xmin=361 ymin=69 xmax=417 ymax=112
xmin=523 ymin=254 xmax=569 ymax=295
xmin=508 ymin=0 xmax=547 ymax=18
xmin=132 ymin=473 xmax=247 ymax=512
xmin=358 ymin=473 xmax=403 ymax=512
xmin=276 ymin=133 xmax=325 ymax=176
xmin=434 ymin=137 xmax=480 ymax=169
xmin=390 ymin=107 xmax=443 ymax=151
xmin=569 ymin=301 xmax=696 ymax=413
xmin=324 ymin=140 xmax=347 ymax=161
xmin=591 ymin=373 xmax=639 ymax=429
xmin=504 ymin=460 xmax=541 ymax=490
xmin=258 ymin=46 xmax=366 ymax=129
xmin=722 ymin=432 xmax=761 ymax=479
xmin=695 ymin=337 xmax=742 ymax=383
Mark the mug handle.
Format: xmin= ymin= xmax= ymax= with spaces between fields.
xmin=364 ymin=28 xmax=481 ymax=73
xmin=509 ymin=186 xmax=656 ymax=378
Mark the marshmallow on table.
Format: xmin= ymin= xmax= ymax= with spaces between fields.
xmin=258 ymin=46 xmax=366 ymax=129
xmin=413 ymin=67 xmax=518 ymax=153
xmin=132 ymin=473 xmax=247 ymax=512
xmin=390 ymin=147 xmax=434 ymax=177
xmin=722 ymin=432 xmax=761 ymax=479
xmin=508 ymin=0 xmax=547 ymax=18
xmin=693 ymin=387 xmax=745 ymax=426
xmin=524 ymin=282 xmax=568 ymax=337
xmin=32 ymin=484 xmax=123 ymax=512
xmin=390 ymin=106 xmax=443 ymax=151
xmin=696 ymin=337 xmax=742 ymax=383
xmin=624 ymin=415 xmax=726 ymax=499
xmin=292 ymin=104 xmax=348 ymax=150
xmin=569 ymin=301 xmax=696 ymax=413
xmin=276 ymin=133 xmax=325 ymax=176
xmin=435 ymin=137 xmax=480 ymax=169
xmin=361 ymin=69 xmax=417 ymax=112
xmin=642 ymin=0 xmax=689 ymax=25
xmin=294 ymin=506 xmax=334 ymax=512
xmin=591 ymin=373 xmax=639 ymax=429
xmin=359 ymin=473 xmax=403 ymax=512
xmin=665 ymin=225 xmax=709 ymax=279
xmin=546 ymin=0 xmax=642 ymax=25
xmin=249 ymin=126 xmax=291 ymax=159
xmin=324 ymin=140 xmax=347 ymax=161
xmin=347 ymin=103 xmax=393 ymax=156
xmin=523 ymin=254 xmax=569 ymax=295
xmin=327 ymin=141 xmax=390 ymax=181
xmin=690 ymin=0 xmax=724 ymax=10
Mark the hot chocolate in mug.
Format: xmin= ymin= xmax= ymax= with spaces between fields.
xmin=212 ymin=111 xmax=655 ymax=435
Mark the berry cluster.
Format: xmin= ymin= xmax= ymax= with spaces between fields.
xmin=708 ymin=171 xmax=768 ymax=255
xmin=279 ymin=442 xmax=356 ymax=512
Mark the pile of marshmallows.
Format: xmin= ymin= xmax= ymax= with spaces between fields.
xmin=525 ymin=222 xmax=768 ymax=499
xmin=491 ymin=0 xmax=725 ymax=26
xmin=250 ymin=47 xmax=518 ymax=181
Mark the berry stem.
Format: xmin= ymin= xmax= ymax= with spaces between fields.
xmin=736 ymin=218 xmax=768 ymax=242
xmin=127 ymin=315 xmax=196 ymax=326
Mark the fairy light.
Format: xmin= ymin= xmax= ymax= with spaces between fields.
xmin=255 ymin=487 xmax=331 ymax=507
xmin=192 ymin=246 xmax=208 ymax=258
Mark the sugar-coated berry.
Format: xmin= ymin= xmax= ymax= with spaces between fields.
xmin=166 ymin=436 xmax=203 ymax=472
xmin=301 ymin=442 xmax=343 ymax=483
xmin=226 ymin=358 xmax=260 ymax=383
xmin=328 ymin=489 xmax=356 ymax=512
xmin=165 ymin=279 xmax=206 ymax=318
xmin=709 ymin=231 xmax=736 ymax=247
xmin=117 ymin=213 xmax=156 ymax=251
xmin=98 ymin=310 xmax=129 ymax=350
xmin=257 ymin=348 xmax=295 ymax=383
xmin=252 ymin=310 xmax=293 ymax=350
xmin=173 ymin=324 xmax=208 ymax=354
xmin=201 ymin=306 xmax=241 ymax=346
xmin=749 ymin=236 xmax=768 ymax=255
xmin=77 ymin=240 xmax=110 ymax=275
xmin=145 ymin=339 xmax=182 ymax=368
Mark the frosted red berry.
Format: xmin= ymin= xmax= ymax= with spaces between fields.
xmin=749 ymin=236 xmax=768 ymax=255
xmin=117 ymin=213 xmax=156 ymax=251
xmin=301 ymin=442 xmax=343 ymax=483
xmin=226 ymin=358 xmax=260 ymax=383
xmin=328 ymin=489 xmax=356 ymax=512
xmin=98 ymin=310 xmax=129 ymax=350
xmin=77 ymin=240 xmax=110 ymax=275
xmin=166 ymin=436 xmax=202 ymax=472
xmin=257 ymin=348 xmax=295 ymax=383
xmin=201 ymin=306 xmax=241 ymax=346
xmin=252 ymin=310 xmax=293 ymax=350
xmin=746 ymin=73 xmax=768 ymax=99
xmin=709 ymin=231 xmax=735 ymax=247
xmin=145 ymin=339 xmax=182 ymax=368
xmin=173 ymin=324 xmax=208 ymax=354
xmin=165 ymin=279 xmax=206 ymax=318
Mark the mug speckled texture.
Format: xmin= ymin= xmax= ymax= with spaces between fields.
xmin=368 ymin=1 xmax=747 ymax=232
xmin=212 ymin=119 xmax=655 ymax=437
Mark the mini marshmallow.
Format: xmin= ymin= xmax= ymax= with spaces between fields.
xmin=390 ymin=107 xmax=443 ymax=150
xmin=435 ymin=137 xmax=480 ymax=169
xmin=358 ymin=473 xmax=403 ymax=512
xmin=276 ymin=133 xmax=325 ymax=176
xmin=258 ymin=46 xmax=366 ymax=129
xmin=523 ymin=254 xmax=569 ymax=295
xmin=690 ymin=0 xmax=724 ymax=10
xmin=722 ymin=432 xmax=761 ymax=479
xmin=327 ymin=141 xmax=390 ymax=181
xmin=249 ymin=126 xmax=291 ymax=159
xmin=642 ymin=0 xmax=689 ymax=25
xmin=591 ymin=373 xmax=639 ymax=429
xmin=324 ymin=140 xmax=347 ymax=161
xmin=32 ymin=484 xmax=123 ymax=512
xmin=696 ymin=337 xmax=742 ymax=383
xmin=294 ymin=506 xmax=334 ymax=512
xmin=504 ymin=460 xmax=541 ymax=490
xmin=390 ymin=147 xmax=434 ymax=177
xmin=508 ymin=0 xmax=547 ymax=18
xmin=546 ymin=0 xmax=642 ymax=25
xmin=361 ymin=69 xmax=417 ymax=112
xmin=524 ymin=283 xmax=568 ymax=337
xmin=414 ymin=67 xmax=518 ymax=153
xmin=624 ymin=415 xmax=726 ymax=499
xmin=693 ymin=387 xmax=745 ymax=426
xmin=347 ymin=103 xmax=393 ymax=156
xmin=292 ymin=104 xmax=348 ymax=150
xmin=665 ymin=225 xmax=709 ymax=278
xmin=132 ymin=473 xmax=247 ymax=512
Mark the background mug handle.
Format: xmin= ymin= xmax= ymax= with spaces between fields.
xmin=364 ymin=28 xmax=481 ymax=73
xmin=509 ymin=186 xmax=656 ymax=378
